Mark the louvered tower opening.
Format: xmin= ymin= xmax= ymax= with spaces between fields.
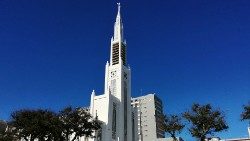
xmin=121 ymin=43 xmax=126 ymax=65
xmin=112 ymin=43 xmax=119 ymax=65
xmin=112 ymin=42 xmax=126 ymax=65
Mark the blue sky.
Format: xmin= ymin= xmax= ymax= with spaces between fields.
xmin=0 ymin=0 xmax=249 ymax=140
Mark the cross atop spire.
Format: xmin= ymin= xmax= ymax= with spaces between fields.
xmin=117 ymin=2 xmax=121 ymax=16
xmin=113 ymin=2 xmax=123 ymax=42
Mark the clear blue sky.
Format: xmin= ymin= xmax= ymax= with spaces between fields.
xmin=0 ymin=0 xmax=249 ymax=140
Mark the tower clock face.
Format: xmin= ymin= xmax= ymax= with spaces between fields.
xmin=111 ymin=71 xmax=117 ymax=78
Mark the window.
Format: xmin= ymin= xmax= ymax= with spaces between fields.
xmin=121 ymin=43 xmax=126 ymax=65
xmin=111 ymin=79 xmax=116 ymax=96
xmin=112 ymin=43 xmax=119 ymax=65
xmin=112 ymin=103 xmax=117 ymax=139
xmin=124 ymin=81 xmax=128 ymax=141
xmin=132 ymin=113 xmax=135 ymax=141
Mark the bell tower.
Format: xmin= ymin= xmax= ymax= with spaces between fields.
xmin=104 ymin=3 xmax=132 ymax=141
xmin=110 ymin=3 xmax=126 ymax=66
xmin=89 ymin=3 xmax=133 ymax=141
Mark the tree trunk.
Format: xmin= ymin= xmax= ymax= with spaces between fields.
xmin=24 ymin=137 xmax=29 ymax=141
xmin=30 ymin=135 xmax=35 ymax=141
xmin=200 ymin=136 xmax=206 ymax=141
xmin=66 ymin=133 xmax=69 ymax=141
xmin=60 ymin=136 xmax=64 ymax=141
xmin=71 ymin=134 xmax=78 ymax=141
xmin=171 ymin=135 xmax=177 ymax=141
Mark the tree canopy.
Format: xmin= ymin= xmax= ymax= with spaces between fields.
xmin=59 ymin=107 xmax=101 ymax=141
xmin=241 ymin=103 xmax=250 ymax=123
xmin=0 ymin=120 xmax=7 ymax=133
xmin=0 ymin=120 xmax=17 ymax=141
xmin=163 ymin=114 xmax=184 ymax=141
xmin=7 ymin=107 xmax=101 ymax=141
xmin=183 ymin=103 xmax=228 ymax=141
xmin=9 ymin=109 xmax=62 ymax=141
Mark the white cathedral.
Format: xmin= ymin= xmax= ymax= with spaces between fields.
xmin=88 ymin=3 xmax=135 ymax=141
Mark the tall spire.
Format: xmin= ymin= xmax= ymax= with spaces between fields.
xmin=117 ymin=2 xmax=121 ymax=19
xmin=113 ymin=2 xmax=123 ymax=42
xmin=110 ymin=3 xmax=127 ymax=66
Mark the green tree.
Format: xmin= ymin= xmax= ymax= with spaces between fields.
xmin=183 ymin=103 xmax=228 ymax=141
xmin=163 ymin=114 xmax=185 ymax=141
xmin=0 ymin=120 xmax=7 ymax=135
xmin=0 ymin=121 xmax=18 ymax=141
xmin=9 ymin=109 xmax=60 ymax=141
xmin=8 ymin=107 xmax=101 ymax=141
xmin=59 ymin=106 xmax=101 ymax=141
xmin=241 ymin=103 xmax=250 ymax=124
xmin=0 ymin=120 xmax=9 ymax=141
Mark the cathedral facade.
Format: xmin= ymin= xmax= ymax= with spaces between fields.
xmin=88 ymin=3 xmax=137 ymax=141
